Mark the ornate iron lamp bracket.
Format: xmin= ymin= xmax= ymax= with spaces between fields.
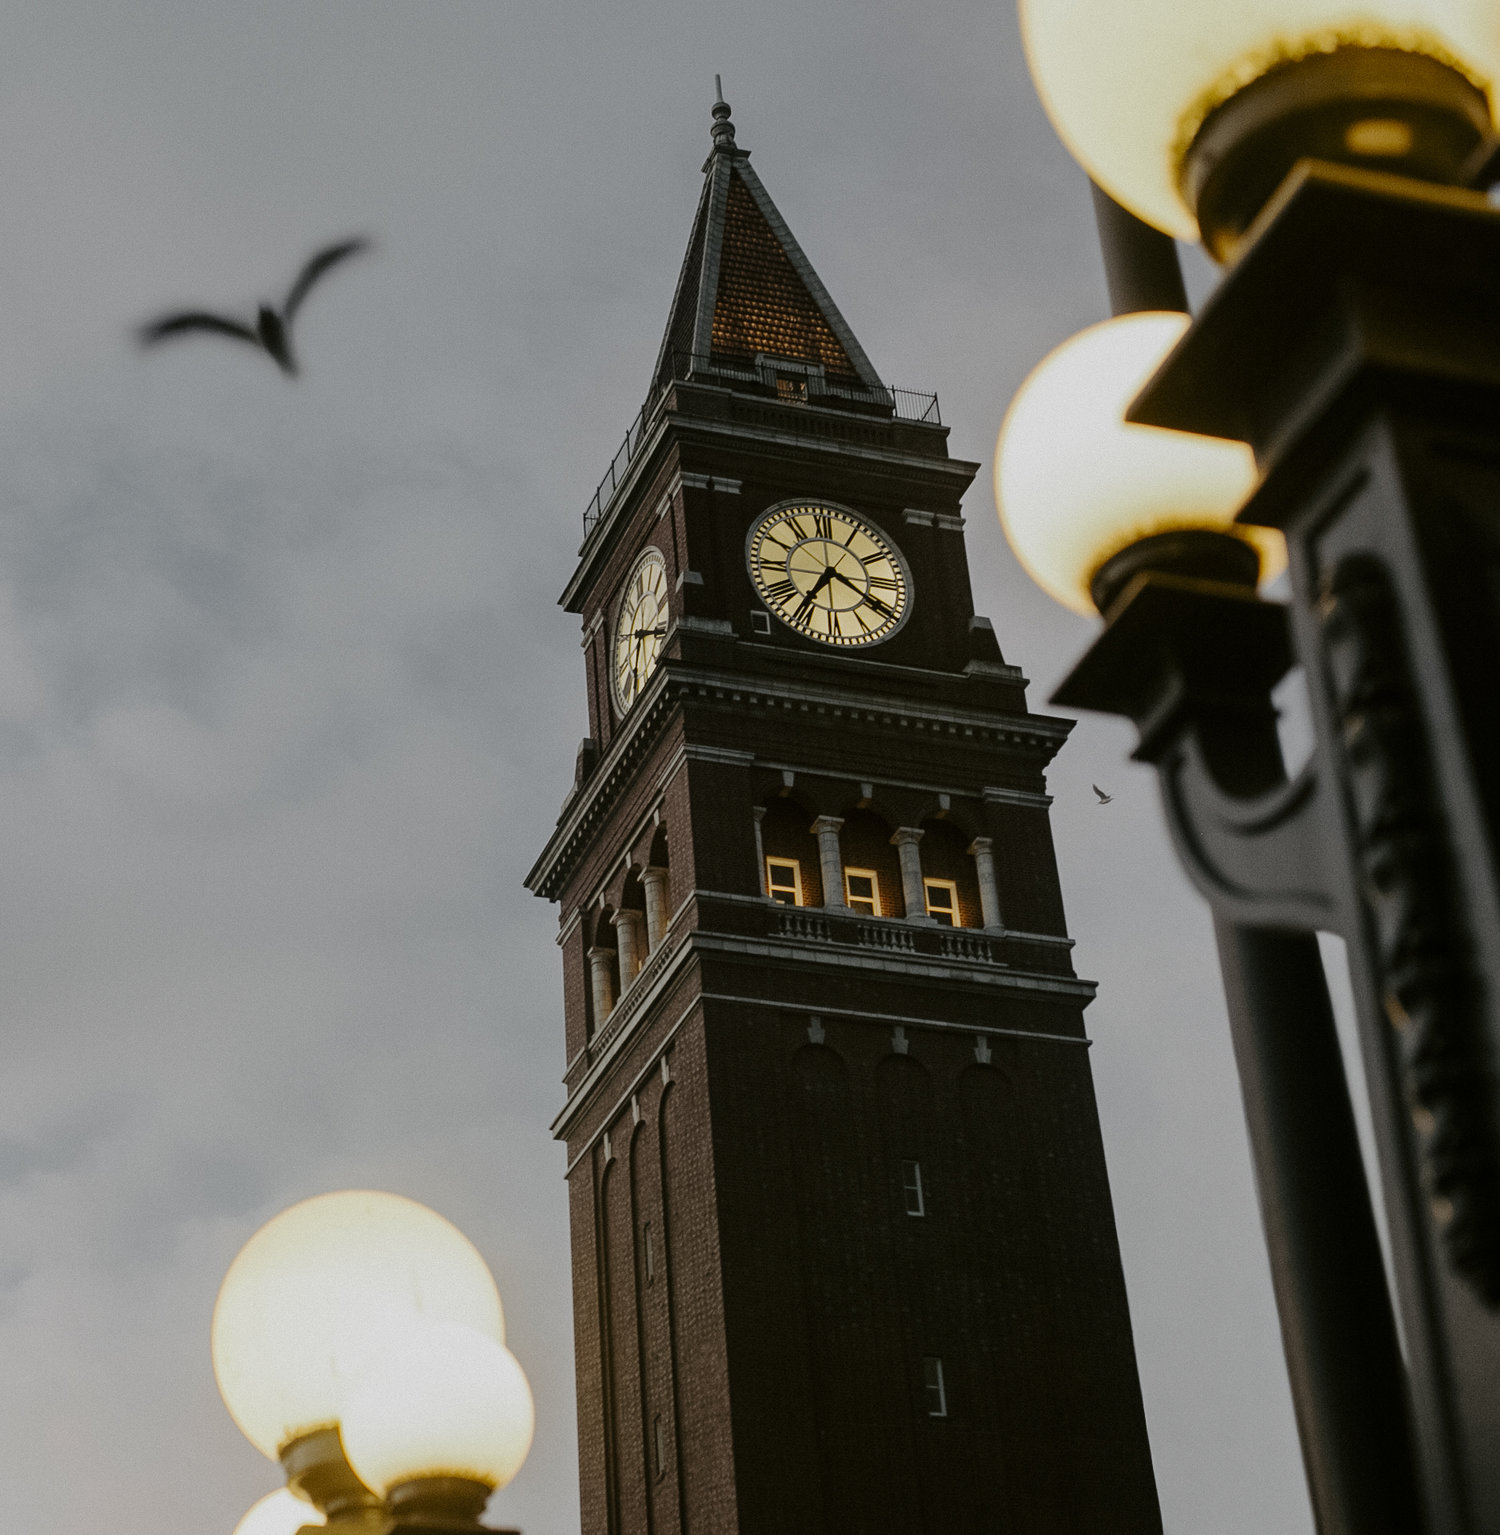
xmin=1054 ymin=569 xmax=1339 ymax=931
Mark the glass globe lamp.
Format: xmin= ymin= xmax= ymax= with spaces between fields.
xmin=232 ymin=1489 xmax=327 ymax=1535
xmin=1018 ymin=0 xmax=1500 ymax=254
xmin=212 ymin=1191 xmax=505 ymax=1462
xmin=996 ymin=311 xmax=1280 ymax=615
xmin=339 ymin=1316 xmax=536 ymax=1530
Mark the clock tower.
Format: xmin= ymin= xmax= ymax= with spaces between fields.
xmin=527 ymin=93 xmax=1162 ymax=1535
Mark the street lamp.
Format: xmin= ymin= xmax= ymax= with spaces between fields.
xmin=997 ymin=6 xmax=1500 ymax=1535
xmin=215 ymin=1191 xmax=533 ymax=1535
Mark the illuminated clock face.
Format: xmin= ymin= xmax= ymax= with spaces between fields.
xmin=746 ymin=502 xmax=911 ymax=646
xmin=612 ymin=548 xmax=669 ymax=713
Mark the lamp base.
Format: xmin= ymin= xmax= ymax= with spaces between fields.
xmin=1088 ymin=528 xmax=1259 ymax=616
xmin=386 ymin=1476 xmax=498 ymax=1532
xmin=280 ymin=1428 xmax=388 ymax=1534
xmin=1183 ymin=46 xmax=1489 ymax=260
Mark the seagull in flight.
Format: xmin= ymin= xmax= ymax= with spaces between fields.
xmin=1092 ymin=784 xmax=1113 ymax=804
xmin=138 ymin=237 xmax=371 ymax=377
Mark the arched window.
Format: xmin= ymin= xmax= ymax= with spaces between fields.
xmin=587 ymin=907 xmax=621 ymax=1034
xmin=918 ymin=819 xmax=983 ymax=927
xmin=840 ymin=807 xmax=904 ymax=917
xmin=759 ymin=797 xmax=823 ymax=905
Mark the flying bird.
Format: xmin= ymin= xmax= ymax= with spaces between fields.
xmin=138 ymin=237 xmax=371 ymax=377
xmin=1092 ymin=784 xmax=1113 ymax=804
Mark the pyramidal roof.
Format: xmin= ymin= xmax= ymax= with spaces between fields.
xmin=651 ymin=89 xmax=884 ymax=393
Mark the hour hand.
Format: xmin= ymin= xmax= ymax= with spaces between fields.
xmin=793 ymin=566 xmax=836 ymax=620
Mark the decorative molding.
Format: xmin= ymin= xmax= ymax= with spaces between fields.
xmin=1321 ymin=552 xmax=1500 ymax=1304
xmin=692 ymin=929 xmax=1095 ymax=999
xmin=902 ymin=508 xmax=936 ymax=527
xmin=670 ymin=616 xmax=734 ymax=638
xmin=685 ymin=744 xmax=756 ymax=766
xmin=527 ymin=662 xmax=1069 ymax=898
xmin=935 ymin=513 xmax=966 ymax=532
xmin=698 ymin=990 xmax=1091 ymax=1047
xmin=559 ymin=1000 xmax=696 ymax=1161
xmin=983 ymin=784 xmax=1055 ymax=809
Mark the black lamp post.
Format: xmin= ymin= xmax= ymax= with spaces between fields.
xmin=998 ymin=12 xmax=1500 ymax=1535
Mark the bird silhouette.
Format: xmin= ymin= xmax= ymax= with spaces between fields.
xmin=138 ymin=237 xmax=371 ymax=376
xmin=1092 ymin=784 xmax=1113 ymax=804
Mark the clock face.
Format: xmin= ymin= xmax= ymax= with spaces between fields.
xmin=612 ymin=548 xmax=669 ymax=713
xmin=746 ymin=502 xmax=911 ymax=647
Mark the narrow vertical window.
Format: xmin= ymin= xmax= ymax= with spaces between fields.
xmin=902 ymin=1160 xmax=925 ymax=1216
xmin=845 ymin=868 xmax=880 ymax=915
xmin=643 ymin=1221 xmax=655 ymax=1284
xmin=923 ymin=878 xmax=959 ymax=926
xmin=653 ymin=1414 xmax=666 ymax=1478
xmin=923 ymin=1356 xmax=948 ymax=1418
xmin=766 ymin=857 xmax=802 ymax=905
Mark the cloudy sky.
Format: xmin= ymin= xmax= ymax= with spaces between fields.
xmin=0 ymin=2 xmax=1340 ymax=1531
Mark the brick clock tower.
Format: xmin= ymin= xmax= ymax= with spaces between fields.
xmin=526 ymin=93 xmax=1162 ymax=1535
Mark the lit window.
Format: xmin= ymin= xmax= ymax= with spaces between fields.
xmin=644 ymin=1221 xmax=655 ymax=1284
xmin=766 ymin=857 xmax=802 ymax=905
xmin=902 ymin=1160 xmax=925 ymax=1216
xmin=776 ymin=375 xmax=808 ymax=402
xmin=924 ymin=879 xmax=959 ymax=926
xmin=845 ymin=868 xmax=880 ymax=916
xmin=923 ymin=1356 xmax=948 ymax=1417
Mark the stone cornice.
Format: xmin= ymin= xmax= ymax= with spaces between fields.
xmin=525 ymin=662 xmax=1072 ymax=900
xmin=550 ymin=923 xmax=1097 ymax=1143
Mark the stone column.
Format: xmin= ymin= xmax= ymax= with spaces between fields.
xmin=969 ymin=837 xmax=1003 ymax=930
xmin=587 ymin=946 xmax=616 ymax=1025
xmin=891 ymin=827 xmax=932 ymax=921
xmin=613 ymin=909 xmax=645 ymax=984
xmin=641 ymin=867 xmax=670 ymax=950
xmin=752 ymin=807 xmax=767 ymax=896
xmin=810 ymin=815 xmax=846 ymax=908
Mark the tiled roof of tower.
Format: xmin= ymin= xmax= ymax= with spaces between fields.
xmin=650 ymin=89 xmax=884 ymax=393
xmin=711 ymin=174 xmax=857 ymax=376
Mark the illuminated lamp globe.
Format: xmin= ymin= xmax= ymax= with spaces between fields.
xmin=231 ymin=1489 xmax=326 ymax=1535
xmin=996 ymin=311 xmax=1280 ymax=616
xmin=212 ymin=1191 xmax=504 ymax=1460
xmin=339 ymin=1317 xmax=536 ymax=1507
xmin=1018 ymin=0 xmax=1500 ymax=249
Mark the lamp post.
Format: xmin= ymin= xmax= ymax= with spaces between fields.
xmin=214 ymin=1191 xmax=535 ymax=1535
xmin=996 ymin=6 xmax=1500 ymax=1534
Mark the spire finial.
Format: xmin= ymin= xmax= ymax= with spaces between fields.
xmin=710 ymin=75 xmax=737 ymax=152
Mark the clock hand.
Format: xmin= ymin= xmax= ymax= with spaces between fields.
xmin=792 ymin=566 xmax=836 ymax=620
xmin=829 ymin=568 xmax=897 ymax=620
xmin=792 ymin=567 xmax=835 ymax=620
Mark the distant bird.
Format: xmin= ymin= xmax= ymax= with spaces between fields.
xmin=138 ymin=237 xmax=371 ymax=376
xmin=1092 ymin=784 xmax=1113 ymax=804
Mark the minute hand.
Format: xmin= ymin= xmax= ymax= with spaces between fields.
xmin=830 ymin=569 xmax=896 ymax=620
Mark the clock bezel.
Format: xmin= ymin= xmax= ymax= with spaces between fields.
xmin=745 ymin=499 xmax=914 ymax=649
xmin=610 ymin=545 xmax=670 ymax=717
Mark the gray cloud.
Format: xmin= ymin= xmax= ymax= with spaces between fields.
xmin=0 ymin=2 xmax=1314 ymax=1533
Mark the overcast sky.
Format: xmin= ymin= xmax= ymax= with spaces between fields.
xmin=0 ymin=3 xmax=1333 ymax=1531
